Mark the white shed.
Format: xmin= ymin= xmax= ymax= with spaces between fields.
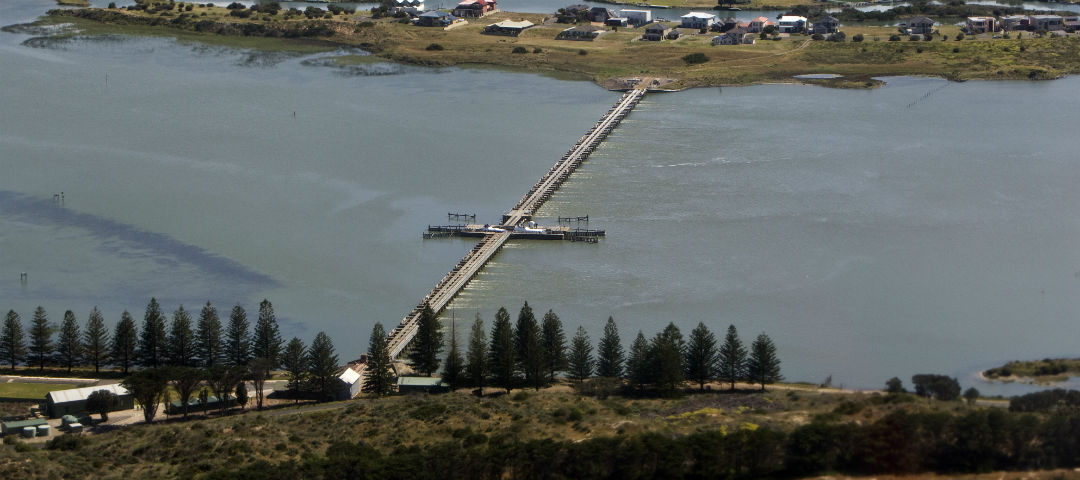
xmin=619 ymin=9 xmax=652 ymax=26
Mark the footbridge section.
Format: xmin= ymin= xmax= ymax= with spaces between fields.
xmin=351 ymin=88 xmax=647 ymax=385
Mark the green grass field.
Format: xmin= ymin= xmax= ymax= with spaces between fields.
xmin=0 ymin=382 xmax=70 ymax=400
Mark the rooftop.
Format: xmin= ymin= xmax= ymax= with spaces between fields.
xmin=46 ymin=384 xmax=129 ymax=404
xmin=489 ymin=20 xmax=534 ymax=28
xmin=397 ymin=376 xmax=447 ymax=387
xmin=339 ymin=365 xmax=362 ymax=384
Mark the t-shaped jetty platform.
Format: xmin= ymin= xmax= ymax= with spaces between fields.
xmin=348 ymin=88 xmax=647 ymax=385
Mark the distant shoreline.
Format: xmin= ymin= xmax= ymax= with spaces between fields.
xmin=981 ymin=358 xmax=1080 ymax=386
xmin=42 ymin=5 xmax=1080 ymax=91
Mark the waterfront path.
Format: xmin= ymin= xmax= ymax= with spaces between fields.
xmin=373 ymin=87 xmax=647 ymax=369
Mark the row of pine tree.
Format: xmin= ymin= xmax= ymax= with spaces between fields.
xmin=363 ymin=301 xmax=782 ymax=396
xmin=0 ymin=298 xmax=313 ymax=374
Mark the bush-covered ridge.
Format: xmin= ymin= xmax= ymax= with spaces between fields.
xmin=4 ymin=387 xmax=1080 ymax=479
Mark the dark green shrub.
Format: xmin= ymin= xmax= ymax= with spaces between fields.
xmin=46 ymin=434 xmax=88 ymax=451
xmin=833 ymin=401 xmax=864 ymax=415
xmin=682 ymin=52 xmax=708 ymax=64
xmin=464 ymin=433 xmax=488 ymax=447
xmin=426 ymin=43 xmax=444 ymax=50
xmin=512 ymin=46 xmax=528 ymax=54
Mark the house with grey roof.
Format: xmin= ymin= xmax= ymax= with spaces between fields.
xmin=902 ymin=16 xmax=935 ymax=35
xmin=812 ymin=15 xmax=839 ymax=35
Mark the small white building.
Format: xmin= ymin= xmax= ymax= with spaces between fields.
xmin=619 ymin=9 xmax=652 ymax=26
xmin=337 ymin=363 xmax=364 ymax=400
xmin=681 ymin=12 xmax=717 ymax=29
xmin=777 ymin=15 xmax=807 ymax=33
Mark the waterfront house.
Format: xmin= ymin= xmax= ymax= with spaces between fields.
xmin=777 ymin=15 xmax=808 ymax=33
xmin=715 ymin=16 xmax=737 ymax=32
xmin=453 ymin=0 xmax=496 ymax=18
xmin=712 ymin=31 xmax=741 ymax=44
xmin=483 ymin=20 xmax=534 ymax=36
xmin=901 ymin=16 xmax=935 ymax=34
xmin=965 ymin=16 xmax=996 ymax=33
xmin=588 ymin=7 xmax=616 ymax=22
xmin=417 ymin=10 xmax=457 ymax=26
xmin=681 ymin=12 xmax=717 ymax=29
xmin=642 ymin=23 xmax=672 ymax=40
xmin=605 ymin=16 xmax=629 ymax=27
xmin=1065 ymin=15 xmax=1080 ymax=30
xmin=1000 ymin=15 xmax=1028 ymax=31
xmin=812 ymin=15 xmax=839 ymax=34
xmin=556 ymin=4 xmax=589 ymax=23
xmin=1029 ymin=14 xmax=1064 ymax=31
xmin=392 ymin=0 xmax=425 ymax=15
xmin=557 ymin=24 xmax=607 ymax=40
xmin=748 ymin=15 xmax=768 ymax=32
xmin=620 ymin=9 xmax=652 ymax=26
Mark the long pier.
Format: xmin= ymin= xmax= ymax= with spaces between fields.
xmin=355 ymin=87 xmax=646 ymax=380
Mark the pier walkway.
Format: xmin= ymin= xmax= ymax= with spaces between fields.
xmin=349 ymin=88 xmax=647 ymax=384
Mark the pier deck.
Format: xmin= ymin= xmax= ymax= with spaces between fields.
xmin=352 ymin=88 xmax=647 ymax=383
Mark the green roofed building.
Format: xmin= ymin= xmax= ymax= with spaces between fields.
xmin=1 ymin=418 xmax=47 ymax=436
xmin=396 ymin=376 xmax=449 ymax=394
xmin=45 ymin=384 xmax=133 ymax=419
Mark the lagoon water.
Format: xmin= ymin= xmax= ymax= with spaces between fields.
xmin=3 ymin=0 xmax=1079 ymax=394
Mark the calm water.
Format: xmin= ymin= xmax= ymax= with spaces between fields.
xmin=3 ymin=0 xmax=1079 ymax=394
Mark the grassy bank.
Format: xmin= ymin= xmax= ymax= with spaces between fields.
xmin=44 ymin=5 xmax=1080 ymax=89
xmin=985 ymin=358 xmax=1080 ymax=383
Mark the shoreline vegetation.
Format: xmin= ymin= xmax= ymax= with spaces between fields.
xmin=5 ymin=381 xmax=1080 ymax=479
xmin=39 ymin=1 xmax=1080 ymax=90
xmin=983 ymin=358 xmax=1080 ymax=384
